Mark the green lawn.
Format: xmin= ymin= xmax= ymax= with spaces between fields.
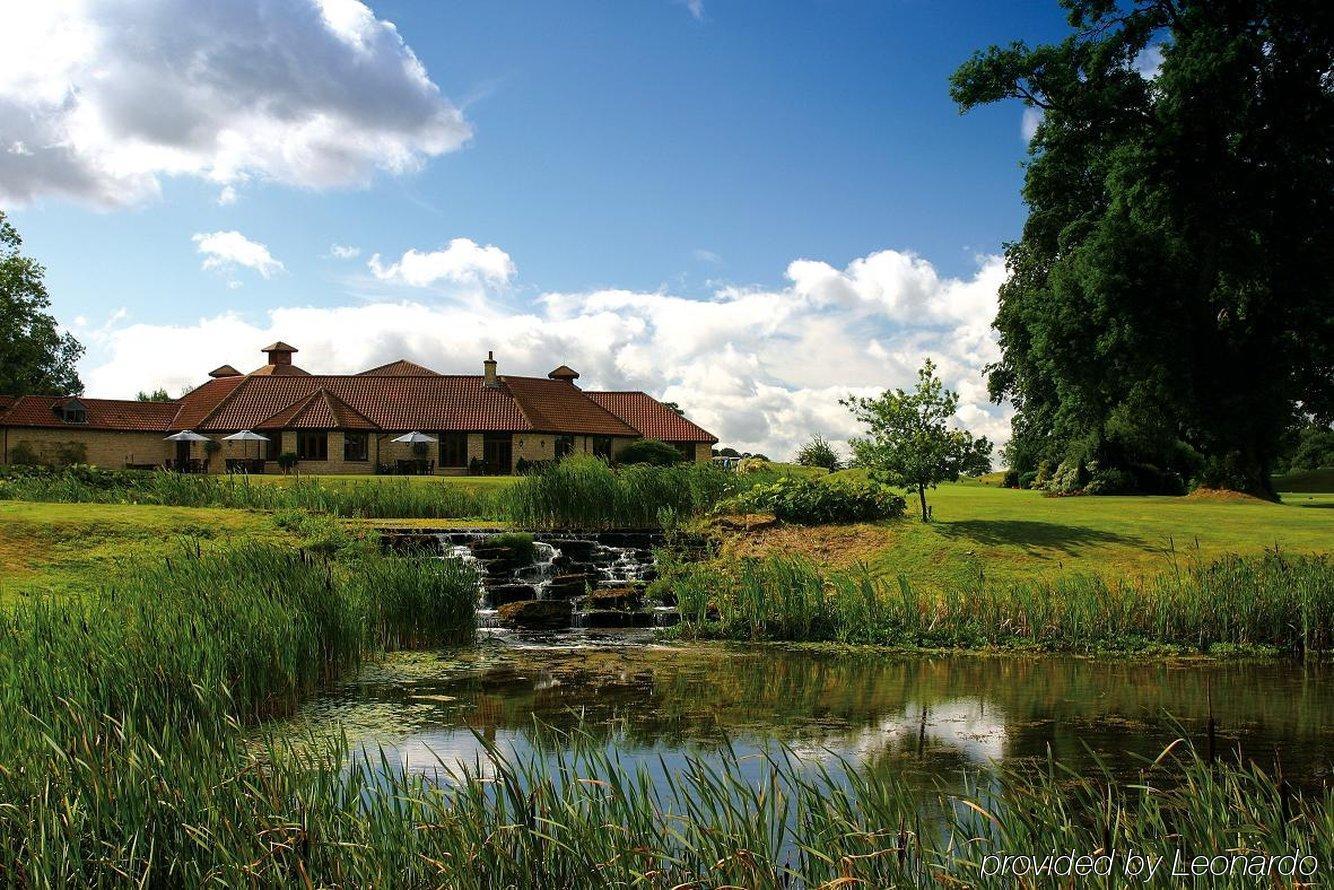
xmin=0 ymin=502 xmax=292 ymax=602
xmin=722 ymin=474 xmax=1334 ymax=590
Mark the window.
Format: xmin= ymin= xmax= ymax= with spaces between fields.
xmin=297 ymin=430 xmax=328 ymax=461
xmin=674 ymin=442 xmax=694 ymax=461
xmin=555 ymin=435 xmax=575 ymax=460
xmin=56 ymin=400 xmax=87 ymax=424
xmin=592 ymin=436 xmax=613 ymax=460
xmin=439 ymin=432 xmax=468 ymax=467
xmin=343 ymin=431 xmax=369 ymax=462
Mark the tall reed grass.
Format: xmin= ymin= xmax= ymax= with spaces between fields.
xmin=665 ymin=550 xmax=1334 ymax=655
xmin=0 ymin=465 xmax=507 ymax=519
xmin=505 ymin=455 xmax=741 ymax=528
xmin=0 ymin=542 xmax=477 ymax=882
xmin=0 ymin=460 xmax=745 ymax=527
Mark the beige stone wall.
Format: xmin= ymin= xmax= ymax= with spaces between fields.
xmin=3 ymin=427 xmax=172 ymax=468
xmin=693 ymin=442 xmax=713 ymax=463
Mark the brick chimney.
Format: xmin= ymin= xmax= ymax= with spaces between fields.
xmin=483 ymin=351 xmax=498 ymax=387
xmin=261 ymin=341 xmax=298 ymax=366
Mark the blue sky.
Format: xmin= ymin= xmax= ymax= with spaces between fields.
xmin=0 ymin=0 xmax=1069 ymax=457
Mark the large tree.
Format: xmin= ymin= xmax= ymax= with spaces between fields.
xmin=952 ymin=0 xmax=1334 ymax=496
xmin=842 ymin=360 xmax=993 ymax=522
xmin=0 ymin=211 xmax=83 ymax=396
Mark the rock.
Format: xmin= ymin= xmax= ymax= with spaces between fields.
xmin=653 ymin=608 xmax=680 ymax=627
xmin=580 ymin=609 xmax=655 ymax=628
xmin=587 ymin=587 xmax=642 ymax=610
xmin=486 ymin=584 xmax=537 ymax=607
xmin=497 ymin=599 xmax=572 ymax=630
xmin=383 ymin=533 xmax=441 ymax=552
xmin=551 ymin=539 xmax=596 ymax=561
xmin=470 ymin=542 xmax=533 ymax=568
xmin=545 ymin=573 xmax=590 ymax=599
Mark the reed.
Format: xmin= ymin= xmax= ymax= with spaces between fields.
xmin=665 ymin=550 xmax=1334 ymax=655
xmin=504 ymin=456 xmax=741 ymax=528
xmin=0 ymin=465 xmax=507 ymax=519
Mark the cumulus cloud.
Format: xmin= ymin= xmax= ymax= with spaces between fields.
xmin=192 ymin=231 xmax=285 ymax=279
xmin=329 ymin=243 xmax=361 ymax=259
xmin=368 ymin=238 xmax=516 ymax=288
xmin=80 ymin=246 xmax=1010 ymax=460
xmin=0 ymin=0 xmax=470 ymax=207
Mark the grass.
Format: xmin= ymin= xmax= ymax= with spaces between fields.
xmin=716 ymin=472 xmax=1334 ymax=589
xmin=1273 ymin=467 xmax=1334 ymax=492
xmin=661 ymin=550 xmax=1334 ymax=656
xmin=0 ymin=501 xmax=293 ymax=602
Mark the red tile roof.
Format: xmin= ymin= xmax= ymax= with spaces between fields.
xmin=169 ymin=376 xmax=247 ymax=430
xmin=197 ymin=375 xmax=531 ymax=432
xmin=503 ymin=377 xmax=639 ymax=437
xmin=255 ymin=389 xmax=378 ymax=430
xmin=2 ymin=368 xmax=715 ymax=443
xmin=586 ymin=391 xmax=717 ymax=443
xmin=0 ymin=396 xmax=180 ymax=431
xmin=247 ymin=363 xmax=311 ymax=377
xmin=357 ymin=359 xmax=442 ymax=376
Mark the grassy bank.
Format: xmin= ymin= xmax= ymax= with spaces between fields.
xmin=0 ymin=500 xmax=294 ymax=601
xmin=721 ymin=472 xmax=1334 ymax=588
xmin=660 ymin=551 xmax=1334 ymax=656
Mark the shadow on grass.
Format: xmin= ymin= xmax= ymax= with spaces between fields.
xmin=935 ymin=519 xmax=1145 ymax=556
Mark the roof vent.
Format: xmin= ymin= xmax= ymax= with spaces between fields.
xmin=548 ymin=365 xmax=580 ymax=384
xmin=261 ymin=341 xmax=298 ymax=366
xmin=208 ymin=364 xmax=242 ymax=378
xmin=483 ymin=351 xmax=499 ymax=387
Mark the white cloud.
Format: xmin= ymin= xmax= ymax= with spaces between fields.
xmin=192 ymin=231 xmax=285 ymax=279
xmin=330 ymin=243 xmax=361 ymax=259
xmin=1021 ymin=107 xmax=1043 ymax=143
xmin=680 ymin=0 xmax=705 ymax=20
xmin=0 ymin=0 xmax=470 ymax=207
xmin=368 ymin=238 xmax=516 ymax=288
xmin=1134 ymin=44 xmax=1164 ymax=79
xmin=81 ymin=246 xmax=1010 ymax=461
xmin=217 ymin=186 xmax=238 ymax=206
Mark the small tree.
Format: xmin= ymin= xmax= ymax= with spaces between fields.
xmin=795 ymin=434 xmax=842 ymax=472
xmin=136 ymin=387 xmax=172 ymax=402
xmin=841 ymin=359 xmax=992 ymax=522
xmin=0 ymin=211 xmax=84 ymax=395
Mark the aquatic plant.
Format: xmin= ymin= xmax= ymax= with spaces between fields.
xmin=503 ymin=455 xmax=741 ymax=528
xmin=665 ymin=550 xmax=1334 ymax=656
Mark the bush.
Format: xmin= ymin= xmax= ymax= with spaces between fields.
xmin=1017 ymin=470 xmax=1037 ymax=489
xmin=6 ymin=442 xmax=39 ymax=466
xmin=615 ymin=439 xmax=683 ymax=466
xmin=725 ymin=476 xmax=906 ymax=525
xmin=794 ymin=434 xmax=842 ymax=472
xmin=277 ymin=451 xmax=299 ymax=472
xmin=1002 ymin=468 xmax=1020 ymax=488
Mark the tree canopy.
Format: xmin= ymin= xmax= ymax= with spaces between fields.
xmin=842 ymin=359 xmax=992 ymax=522
xmin=795 ymin=434 xmax=842 ymax=472
xmin=0 ymin=212 xmax=84 ymax=396
xmin=952 ymin=0 xmax=1334 ymax=496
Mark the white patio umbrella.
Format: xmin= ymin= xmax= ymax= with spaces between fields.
xmin=390 ymin=431 xmax=437 ymax=444
xmin=222 ymin=429 xmax=270 ymax=461
xmin=163 ymin=430 xmax=210 ymax=442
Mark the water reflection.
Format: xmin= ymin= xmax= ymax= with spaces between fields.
xmin=282 ymin=632 xmax=1334 ymax=789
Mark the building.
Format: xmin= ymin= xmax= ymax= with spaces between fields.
xmin=0 ymin=343 xmax=717 ymax=475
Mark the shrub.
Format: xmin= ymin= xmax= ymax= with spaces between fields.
xmin=7 ymin=442 xmax=39 ymax=466
xmin=616 ymin=439 xmax=684 ymax=466
xmin=1002 ymin=468 xmax=1020 ymax=488
xmin=794 ymin=434 xmax=842 ymax=472
xmin=488 ymin=531 xmax=537 ymax=562
xmin=277 ymin=451 xmax=299 ymax=472
xmin=725 ymin=476 xmax=906 ymax=525
xmin=737 ymin=456 xmax=772 ymax=474
xmin=53 ymin=441 xmax=87 ymax=467
xmin=1017 ymin=470 xmax=1037 ymax=489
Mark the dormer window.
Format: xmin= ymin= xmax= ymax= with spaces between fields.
xmin=55 ymin=399 xmax=88 ymax=424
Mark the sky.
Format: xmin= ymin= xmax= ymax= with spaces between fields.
xmin=0 ymin=0 xmax=1072 ymax=459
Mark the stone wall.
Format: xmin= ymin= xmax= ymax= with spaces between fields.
xmin=2 ymin=427 xmax=171 ymax=468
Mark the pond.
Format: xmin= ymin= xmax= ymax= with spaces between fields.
xmin=279 ymin=629 xmax=1334 ymax=794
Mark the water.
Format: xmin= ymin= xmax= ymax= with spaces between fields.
xmin=281 ymin=632 xmax=1334 ymax=794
